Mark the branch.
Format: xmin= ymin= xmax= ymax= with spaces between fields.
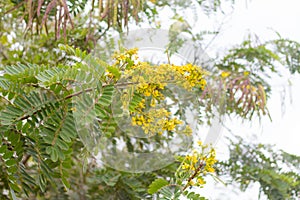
xmin=13 ymin=78 xmax=179 ymax=122
xmin=4 ymin=1 xmax=25 ymax=15
xmin=182 ymin=162 xmax=204 ymax=191
xmin=22 ymin=154 xmax=31 ymax=166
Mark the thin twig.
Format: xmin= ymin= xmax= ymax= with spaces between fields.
xmin=182 ymin=162 xmax=204 ymax=191
xmin=22 ymin=154 xmax=31 ymax=166
xmin=100 ymin=0 xmax=110 ymax=19
xmin=60 ymin=0 xmax=74 ymax=28
xmin=4 ymin=1 xmax=25 ymax=15
xmin=37 ymin=0 xmax=44 ymax=16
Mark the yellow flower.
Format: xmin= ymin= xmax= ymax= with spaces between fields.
xmin=162 ymin=118 xmax=182 ymax=131
xmin=137 ymin=100 xmax=145 ymax=110
xmin=152 ymin=90 xmax=160 ymax=97
xmin=189 ymin=180 xmax=195 ymax=186
xmin=182 ymin=163 xmax=190 ymax=170
xmin=221 ymin=71 xmax=230 ymax=78
xmin=183 ymin=126 xmax=192 ymax=135
xmin=191 ymin=154 xmax=198 ymax=164
xmin=243 ymin=71 xmax=250 ymax=76
xmin=144 ymin=91 xmax=151 ymax=96
xmin=205 ymin=166 xmax=215 ymax=173
xmin=197 ymin=177 xmax=206 ymax=185
xmin=131 ymin=116 xmax=137 ymax=125
xmin=127 ymin=48 xmax=138 ymax=55
xmin=150 ymin=98 xmax=156 ymax=107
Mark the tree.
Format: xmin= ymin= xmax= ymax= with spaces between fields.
xmin=0 ymin=0 xmax=299 ymax=199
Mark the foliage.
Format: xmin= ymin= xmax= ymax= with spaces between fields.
xmin=0 ymin=43 xmax=215 ymax=199
xmin=210 ymin=38 xmax=300 ymax=120
xmin=217 ymin=136 xmax=300 ymax=200
xmin=147 ymin=141 xmax=217 ymax=199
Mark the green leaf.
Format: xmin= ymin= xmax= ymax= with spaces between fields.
xmin=56 ymin=138 xmax=69 ymax=150
xmin=38 ymin=174 xmax=47 ymax=192
xmin=9 ymin=182 xmax=21 ymax=193
xmin=148 ymin=178 xmax=169 ymax=194
xmin=57 ymin=148 xmax=66 ymax=160
xmin=6 ymin=159 xmax=17 ymax=166
xmin=107 ymin=65 xmax=121 ymax=79
xmin=62 ymin=176 xmax=70 ymax=189
xmin=185 ymin=191 xmax=207 ymax=200
xmin=95 ymin=104 xmax=108 ymax=118
xmin=98 ymin=85 xmax=114 ymax=107
xmin=50 ymin=147 xmax=58 ymax=162
xmin=0 ymin=145 xmax=7 ymax=154
xmin=7 ymin=165 xmax=18 ymax=174
xmin=59 ymin=44 xmax=76 ymax=55
xmin=9 ymin=187 xmax=18 ymax=200
xmin=3 ymin=151 xmax=14 ymax=159
xmin=84 ymin=55 xmax=105 ymax=77
xmin=62 ymin=160 xmax=72 ymax=169
xmin=129 ymin=92 xmax=143 ymax=112
xmin=103 ymin=173 xmax=121 ymax=187
xmin=159 ymin=187 xmax=174 ymax=199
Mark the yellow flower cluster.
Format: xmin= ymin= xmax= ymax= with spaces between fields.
xmin=137 ymin=83 xmax=164 ymax=98
xmin=131 ymin=108 xmax=183 ymax=135
xmin=113 ymin=48 xmax=138 ymax=65
xmin=110 ymin=48 xmax=207 ymax=136
xmin=124 ymin=62 xmax=206 ymax=94
xmin=106 ymin=48 xmax=139 ymax=79
xmin=172 ymin=63 xmax=207 ymax=90
xmin=221 ymin=71 xmax=231 ymax=78
xmin=202 ymin=149 xmax=216 ymax=174
xmin=179 ymin=141 xmax=217 ymax=187
xmin=132 ymin=115 xmax=150 ymax=126
xmin=221 ymin=70 xmax=250 ymax=79
xmin=162 ymin=118 xmax=182 ymax=131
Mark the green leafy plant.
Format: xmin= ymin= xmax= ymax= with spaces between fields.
xmin=217 ymin=136 xmax=300 ymax=200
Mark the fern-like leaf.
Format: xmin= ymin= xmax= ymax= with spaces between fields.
xmin=0 ymin=91 xmax=54 ymax=125
xmin=147 ymin=178 xmax=169 ymax=195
